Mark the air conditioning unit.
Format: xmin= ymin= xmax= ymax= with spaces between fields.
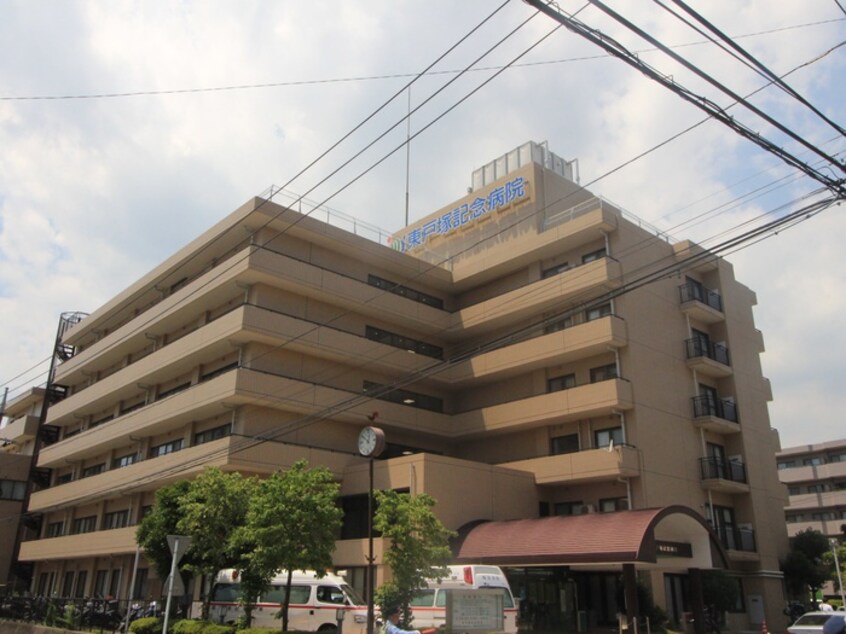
xmin=580 ymin=504 xmax=596 ymax=514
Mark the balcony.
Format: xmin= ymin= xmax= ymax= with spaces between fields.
xmin=685 ymin=338 xmax=732 ymax=378
xmin=448 ymin=315 xmax=628 ymax=384
xmin=453 ymin=257 xmax=623 ymax=338
xmin=714 ymin=526 xmax=758 ymax=561
xmin=453 ymin=378 xmax=634 ymax=437
xmin=679 ymin=282 xmax=724 ymax=323
xmin=501 ymin=444 xmax=640 ymax=485
xmin=32 ymin=434 xmax=357 ymax=512
xmin=692 ymin=395 xmax=740 ymax=433
xmin=0 ymin=414 xmax=40 ymax=446
xmin=18 ymin=526 xmax=138 ymax=562
xmin=699 ymin=457 xmax=749 ymax=493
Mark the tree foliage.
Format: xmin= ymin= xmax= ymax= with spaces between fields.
xmin=783 ymin=529 xmax=832 ymax=600
xmin=136 ymin=479 xmax=192 ymax=580
xmin=373 ymin=490 xmax=455 ymax=627
xmin=177 ymin=468 xmax=257 ymax=619
xmin=701 ymin=570 xmax=740 ymax=613
xmin=234 ymin=460 xmax=343 ymax=632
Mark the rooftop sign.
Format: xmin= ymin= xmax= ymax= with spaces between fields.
xmin=390 ymin=175 xmax=528 ymax=253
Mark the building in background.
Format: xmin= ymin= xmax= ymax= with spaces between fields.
xmin=0 ymin=387 xmax=47 ymax=592
xmin=13 ymin=141 xmax=788 ymax=631
xmin=777 ymin=439 xmax=846 ymax=599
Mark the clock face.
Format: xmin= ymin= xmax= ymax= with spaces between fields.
xmin=358 ymin=426 xmax=384 ymax=457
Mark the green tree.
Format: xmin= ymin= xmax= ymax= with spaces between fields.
xmin=136 ymin=479 xmax=193 ymax=581
xmin=177 ymin=467 xmax=257 ymax=620
xmin=821 ymin=538 xmax=846 ymax=605
xmin=783 ymin=529 xmax=831 ymax=602
xmin=373 ymin=490 xmax=455 ymax=628
xmin=235 ymin=460 xmax=343 ymax=632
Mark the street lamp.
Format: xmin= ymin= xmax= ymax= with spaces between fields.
xmin=831 ymin=538 xmax=845 ymax=610
xmin=358 ymin=422 xmax=385 ymax=634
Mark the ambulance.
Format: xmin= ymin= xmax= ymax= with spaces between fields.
xmin=209 ymin=569 xmax=368 ymax=632
xmin=408 ymin=565 xmax=518 ymax=633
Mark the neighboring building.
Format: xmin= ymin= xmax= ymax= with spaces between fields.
xmin=14 ymin=141 xmax=788 ymax=631
xmin=777 ymin=439 xmax=846 ymax=598
xmin=0 ymin=387 xmax=46 ymax=592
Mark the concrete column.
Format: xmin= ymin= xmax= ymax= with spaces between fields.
xmin=689 ymin=567 xmax=705 ymax=634
xmin=623 ymin=563 xmax=639 ymax=633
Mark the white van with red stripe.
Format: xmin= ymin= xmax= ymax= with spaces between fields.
xmin=408 ymin=565 xmax=518 ymax=633
xmin=209 ymin=569 xmax=368 ymax=633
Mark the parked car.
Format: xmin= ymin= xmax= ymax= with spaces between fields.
xmin=787 ymin=612 xmax=846 ymax=634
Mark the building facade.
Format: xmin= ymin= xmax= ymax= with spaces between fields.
xmin=1 ymin=388 xmax=45 ymax=592
xmin=777 ymin=439 xmax=846 ymax=599
xmin=15 ymin=142 xmax=788 ymax=631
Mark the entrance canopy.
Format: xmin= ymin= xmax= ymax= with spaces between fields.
xmin=452 ymin=505 xmax=727 ymax=571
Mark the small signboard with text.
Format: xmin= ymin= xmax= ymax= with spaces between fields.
xmin=445 ymin=589 xmax=504 ymax=632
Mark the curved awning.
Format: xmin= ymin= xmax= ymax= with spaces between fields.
xmin=451 ymin=505 xmax=728 ymax=570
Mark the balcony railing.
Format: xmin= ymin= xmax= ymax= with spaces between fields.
xmin=685 ymin=338 xmax=730 ymax=366
xmin=679 ymin=282 xmax=723 ymax=312
xmin=692 ymin=395 xmax=738 ymax=423
xmin=700 ymin=457 xmax=747 ymax=484
xmin=714 ymin=525 xmax=756 ymax=552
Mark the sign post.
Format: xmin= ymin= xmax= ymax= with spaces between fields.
xmin=162 ymin=535 xmax=192 ymax=634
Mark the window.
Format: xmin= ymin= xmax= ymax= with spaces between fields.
xmin=94 ymin=570 xmax=109 ymax=597
xmin=57 ymin=472 xmax=74 ymax=484
xmin=582 ymin=248 xmax=607 ymax=263
xmin=544 ymin=315 xmax=574 ymax=334
xmin=119 ymin=400 xmax=146 ymax=416
xmin=200 ymin=362 xmax=238 ymax=383
xmin=803 ymin=457 xmax=823 ymax=466
xmin=595 ymin=427 xmax=623 ymax=448
xmin=363 ymin=381 xmax=443 ymax=413
xmin=64 ymin=427 xmax=81 ymax=439
xmin=829 ymin=452 xmax=846 ymax=463
xmin=0 ymin=479 xmax=26 ymax=501
xmin=89 ymin=415 xmax=113 ymax=429
xmin=150 ymin=438 xmax=184 ymax=458
xmin=81 ymin=463 xmax=106 ymax=478
xmin=103 ymin=510 xmax=130 ymax=530
xmin=410 ymin=589 xmax=436 ymax=607
xmin=113 ymin=453 xmax=138 ymax=469
xmin=72 ymin=516 xmax=97 ymax=534
xmin=585 ymin=303 xmax=611 ymax=322
xmin=788 ymin=486 xmax=801 ymax=496
xmin=62 ymin=572 xmax=75 ymax=598
xmin=541 ymin=262 xmax=570 ymax=279
xmin=777 ymin=461 xmax=796 ymax=470
xmin=132 ymin=569 xmax=148 ymax=601
xmin=807 ymin=484 xmax=824 ymax=493
xmin=554 ymin=501 xmax=585 ymax=516
xmin=367 ymin=275 xmax=444 ymax=309
xmin=548 ymin=374 xmax=576 ymax=393
xmin=157 ymin=382 xmax=191 ymax=400
xmin=365 ymin=326 xmax=443 ymax=359
xmin=262 ymin=584 xmax=311 ymax=605
xmin=109 ymin=569 xmax=121 ymax=598
xmin=194 ymin=423 xmax=232 ymax=445
xmin=46 ymin=521 xmax=64 ymax=538
xmin=599 ymin=497 xmax=629 ymax=512
xmin=317 ymin=586 xmax=346 ymax=604
xmin=75 ymin=570 xmax=88 ymax=598
xmin=590 ymin=363 xmax=618 ymax=383
xmin=550 ymin=433 xmax=580 ymax=455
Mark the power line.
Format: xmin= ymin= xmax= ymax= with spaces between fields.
xmin=0 ymin=17 xmax=841 ymax=101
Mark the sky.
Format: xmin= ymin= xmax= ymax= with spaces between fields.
xmin=0 ymin=1 xmax=844 ymax=449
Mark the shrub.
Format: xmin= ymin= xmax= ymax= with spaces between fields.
xmin=169 ymin=620 xmax=236 ymax=634
xmin=130 ymin=615 xmax=164 ymax=634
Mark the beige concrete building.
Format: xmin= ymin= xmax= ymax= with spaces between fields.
xmin=14 ymin=142 xmax=788 ymax=632
xmin=777 ymin=439 xmax=846 ymax=599
xmin=1 ymin=388 xmax=45 ymax=592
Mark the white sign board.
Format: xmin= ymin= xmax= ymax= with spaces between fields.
xmin=445 ymin=589 xmax=504 ymax=632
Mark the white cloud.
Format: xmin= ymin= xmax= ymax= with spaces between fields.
xmin=0 ymin=1 xmax=844 ymax=450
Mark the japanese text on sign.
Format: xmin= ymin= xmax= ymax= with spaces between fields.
xmin=391 ymin=176 xmax=527 ymax=252
xmin=445 ymin=589 xmax=505 ymax=632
